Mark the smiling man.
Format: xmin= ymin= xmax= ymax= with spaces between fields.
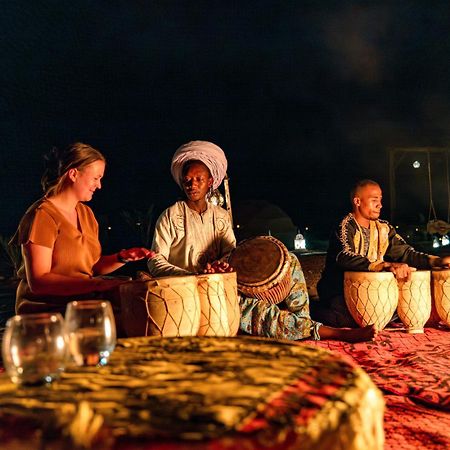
xmin=314 ymin=179 xmax=450 ymax=327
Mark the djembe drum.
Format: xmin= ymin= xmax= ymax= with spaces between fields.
xmin=196 ymin=272 xmax=240 ymax=336
xmin=119 ymin=276 xmax=201 ymax=337
xmin=431 ymin=269 xmax=450 ymax=326
xmin=426 ymin=296 xmax=442 ymax=327
xmin=229 ymin=235 xmax=291 ymax=304
xmin=222 ymin=271 xmax=241 ymax=336
xmin=344 ymin=271 xmax=398 ymax=330
xmin=397 ymin=270 xmax=431 ymax=333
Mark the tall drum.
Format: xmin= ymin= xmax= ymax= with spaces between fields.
xmin=397 ymin=270 xmax=431 ymax=333
xmin=119 ymin=276 xmax=201 ymax=337
xmin=229 ymin=235 xmax=291 ymax=304
xmin=344 ymin=271 xmax=398 ymax=330
xmin=196 ymin=272 xmax=240 ymax=336
xmin=221 ymin=271 xmax=241 ymax=336
xmin=431 ymin=269 xmax=450 ymax=326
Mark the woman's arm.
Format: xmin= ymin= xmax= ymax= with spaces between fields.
xmin=23 ymin=243 xmax=125 ymax=296
xmin=93 ymin=247 xmax=155 ymax=275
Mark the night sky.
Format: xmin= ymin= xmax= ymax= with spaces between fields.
xmin=2 ymin=1 xmax=450 ymax=248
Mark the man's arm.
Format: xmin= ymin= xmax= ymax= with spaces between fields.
xmin=385 ymin=226 xmax=434 ymax=269
xmin=206 ymin=210 xmax=237 ymax=274
xmin=147 ymin=211 xmax=192 ymax=277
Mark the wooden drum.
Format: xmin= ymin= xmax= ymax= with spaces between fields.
xmin=431 ymin=269 xmax=450 ymax=326
xmin=344 ymin=271 xmax=398 ymax=330
xmin=397 ymin=270 xmax=431 ymax=333
xmin=119 ymin=276 xmax=201 ymax=337
xmin=229 ymin=235 xmax=291 ymax=304
xmin=196 ymin=272 xmax=240 ymax=336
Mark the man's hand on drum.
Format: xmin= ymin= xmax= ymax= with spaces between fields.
xmin=203 ymin=260 xmax=233 ymax=274
xmin=383 ymin=262 xmax=415 ymax=281
xmin=118 ymin=247 xmax=156 ymax=263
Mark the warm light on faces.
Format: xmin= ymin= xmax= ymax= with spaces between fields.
xmin=353 ymin=184 xmax=382 ymax=224
xmin=72 ymin=160 xmax=105 ymax=202
xmin=182 ymin=162 xmax=213 ymax=203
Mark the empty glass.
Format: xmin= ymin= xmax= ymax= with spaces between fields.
xmin=65 ymin=300 xmax=116 ymax=366
xmin=1 ymin=313 xmax=68 ymax=385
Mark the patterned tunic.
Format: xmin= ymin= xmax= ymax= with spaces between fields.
xmin=318 ymin=213 xmax=434 ymax=303
xmin=240 ymin=253 xmax=321 ymax=340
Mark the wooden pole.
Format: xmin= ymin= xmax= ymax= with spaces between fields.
xmin=223 ymin=174 xmax=233 ymax=228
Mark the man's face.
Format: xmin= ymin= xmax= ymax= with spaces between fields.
xmin=354 ymin=184 xmax=382 ymax=221
xmin=182 ymin=162 xmax=213 ymax=203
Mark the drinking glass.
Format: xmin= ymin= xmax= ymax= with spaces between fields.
xmin=65 ymin=300 xmax=116 ymax=366
xmin=1 ymin=313 xmax=68 ymax=385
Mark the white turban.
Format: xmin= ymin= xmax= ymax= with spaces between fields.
xmin=171 ymin=141 xmax=228 ymax=190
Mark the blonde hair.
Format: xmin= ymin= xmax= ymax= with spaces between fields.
xmin=41 ymin=142 xmax=105 ymax=197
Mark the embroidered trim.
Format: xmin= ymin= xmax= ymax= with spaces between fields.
xmin=337 ymin=213 xmax=362 ymax=259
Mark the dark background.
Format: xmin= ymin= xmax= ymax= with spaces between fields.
xmin=2 ymin=0 xmax=450 ymax=253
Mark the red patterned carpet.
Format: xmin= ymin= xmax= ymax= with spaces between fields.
xmin=306 ymin=327 xmax=450 ymax=449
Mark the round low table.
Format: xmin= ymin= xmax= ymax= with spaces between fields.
xmin=0 ymin=336 xmax=384 ymax=450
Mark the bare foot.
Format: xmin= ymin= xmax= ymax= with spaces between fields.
xmin=319 ymin=324 xmax=378 ymax=343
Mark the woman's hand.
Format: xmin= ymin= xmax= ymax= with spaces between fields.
xmin=117 ymin=247 xmax=156 ymax=263
xmin=94 ymin=248 xmax=157 ymax=275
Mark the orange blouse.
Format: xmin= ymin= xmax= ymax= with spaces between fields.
xmin=12 ymin=198 xmax=102 ymax=313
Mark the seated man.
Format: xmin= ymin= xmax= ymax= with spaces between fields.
xmin=149 ymin=142 xmax=377 ymax=342
xmin=147 ymin=140 xmax=235 ymax=277
xmin=315 ymin=179 xmax=450 ymax=327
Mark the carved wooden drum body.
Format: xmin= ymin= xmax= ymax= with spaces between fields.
xmin=431 ymin=269 xmax=450 ymax=326
xmin=344 ymin=272 xmax=398 ymax=330
xmin=229 ymin=235 xmax=291 ymax=304
xmin=196 ymin=272 xmax=240 ymax=337
xmin=397 ymin=270 xmax=431 ymax=333
xmin=120 ymin=276 xmax=201 ymax=337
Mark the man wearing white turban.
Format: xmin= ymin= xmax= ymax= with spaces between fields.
xmin=170 ymin=140 xmax=228 ymax=191
xmin=148 ymin=141 xmax=235 ymax=276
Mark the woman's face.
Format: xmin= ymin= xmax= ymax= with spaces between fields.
xmin=71 ymin=159 xmax=105 ymax=202
xmin=182 ymin=162 xmax=213 ymax=203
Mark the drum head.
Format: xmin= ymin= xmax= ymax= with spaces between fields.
xmin=229 ymin=236 xmax=285 ymax=287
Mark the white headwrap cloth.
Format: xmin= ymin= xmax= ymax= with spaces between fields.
xmin=171 ymin=141 xmax=228 ymax=190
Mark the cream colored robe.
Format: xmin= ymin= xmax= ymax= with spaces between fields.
xmin=148 ymin=201 xmax=236 ymax=277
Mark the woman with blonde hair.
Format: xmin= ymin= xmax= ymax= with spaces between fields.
xmin=11 ymin=142 xmax=154 ymax=316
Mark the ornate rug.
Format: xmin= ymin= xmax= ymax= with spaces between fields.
xmin=308 ymin=327 xmax=450 ymax=449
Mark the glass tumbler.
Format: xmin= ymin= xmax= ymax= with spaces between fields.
xmin=65 ymin=300 xmax=116 ymax=366
xmin=1 ymin=313 xmax=68 ymax=385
